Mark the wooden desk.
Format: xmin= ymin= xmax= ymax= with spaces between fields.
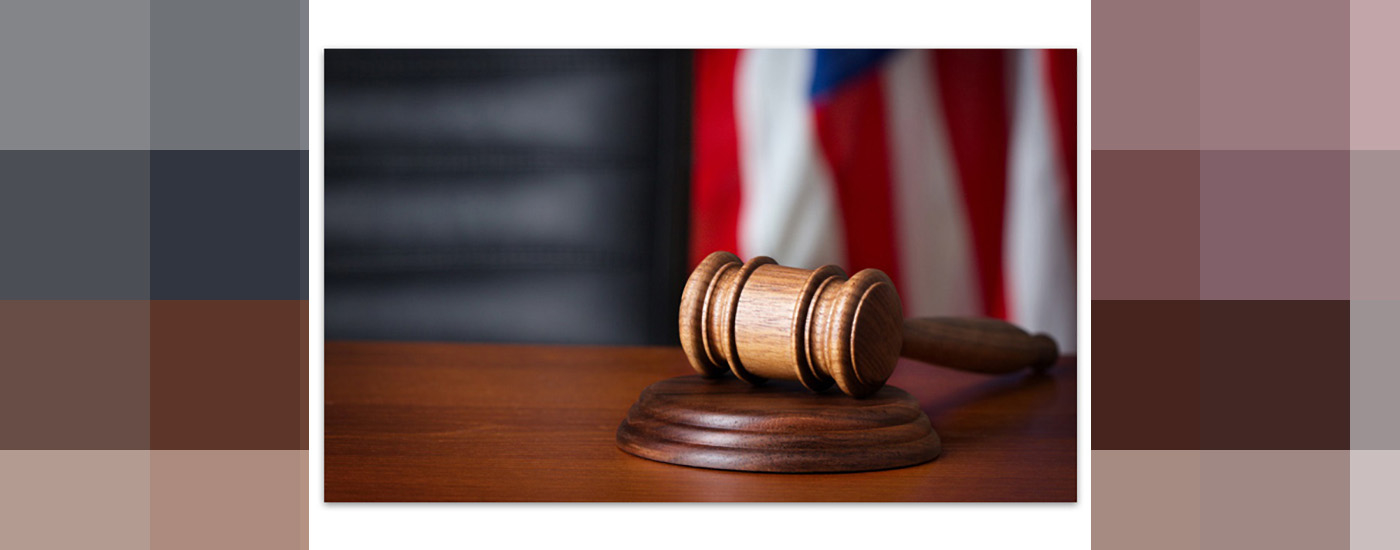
xmin=325 ymin=342 xmax=1076 ymax=502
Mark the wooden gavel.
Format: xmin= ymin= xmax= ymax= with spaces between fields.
xmin=679 ymin=251 xmax=1059 ymax=397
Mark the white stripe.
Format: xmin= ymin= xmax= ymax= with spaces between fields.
xmin=882 ymin=50 xmax=981 ymax=317
xmin=1006 ymin=50 xmax=1077 ymax=352
xmin=734 ymin=49 xmax=846 ymax=269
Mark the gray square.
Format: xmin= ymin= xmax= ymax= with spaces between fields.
xmin=1351 ymin=151 xmax=1400 ymax=300
xmin=1352 ymin=300 xmax=1400 ymax=450
xmin=0 ymin=151 xmax=150 ymax=299
xmin=0 ymin=0 xmax=150 ymax=149
xmin=1352 ymin=451 xmax=1400 ymax=549
xmin=299 ymin=0 xmax=308 ymax=150
xmin=151 ymin=0 xmax=301 ymax=149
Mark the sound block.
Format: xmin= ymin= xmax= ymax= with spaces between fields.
xmin=616 ymin=375 xmax=941 ymax=473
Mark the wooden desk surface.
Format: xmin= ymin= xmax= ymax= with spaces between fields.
xmin=325 ymin=341 xmax=1077 ymax=502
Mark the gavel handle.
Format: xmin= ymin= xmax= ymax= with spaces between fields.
xmin=900 ymin=317 xmax=1060 ymax=375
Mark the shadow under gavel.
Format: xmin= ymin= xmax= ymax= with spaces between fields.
xmin=680 ymin=251 xmax=1060 ymax=398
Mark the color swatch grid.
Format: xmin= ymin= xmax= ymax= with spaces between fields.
xmin=1094 ymin=0 xmax=1395 ymax=547
xmin=0 ymin=1 xmax=308 ymax=549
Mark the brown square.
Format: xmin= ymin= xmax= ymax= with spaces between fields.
xmin=0 ymin=301 xmax=149 ymax=449
xmin=1091 ymin=151 xmax=1200 ymax=300
xmin=1092 ymin=300 xmax=1201 ymax=450
xmin=151 ymin=300 xmax=306 ymax=450
xmin=152 ymin=450 xmax=306 ymax=550
xmin=300 ymin=300 xmax=309 ymax=450
xmin=1200 ymin=301 xmax=1349 ymax=450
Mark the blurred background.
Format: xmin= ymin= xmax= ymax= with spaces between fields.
xmin=324 ymin=49 xmax=1077 ymax=351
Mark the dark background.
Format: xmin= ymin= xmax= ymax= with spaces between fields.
xmin=324 ymin=50 xmax=692 ymax=346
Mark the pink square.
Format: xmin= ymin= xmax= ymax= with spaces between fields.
xmin=1092 ymin=0 xmax=1199 ymax=149
xmin=1200 ymin=0 xmax=1348 ymax=150
xmin=1199 ymin=151 xmax=1348 ymax=300
xmin=1351 ymin=0 xmax=1400 ymax=149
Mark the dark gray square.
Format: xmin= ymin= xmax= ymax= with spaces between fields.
xmin=300 ymin=152 xmax=308 ymax=300
xmin=151 ymin=150 xmax=303 ymax=299
xmin=151 ymin=0 xmax=301 ymax=149
xmin=0 ymin=151 xmax=150 ymax=299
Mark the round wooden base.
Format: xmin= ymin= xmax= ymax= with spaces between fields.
xmin=616 ymin=375 xmax=941 ymax=473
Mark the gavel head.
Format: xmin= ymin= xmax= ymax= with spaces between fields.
xmin=678 ymin=251 xmax=904 ymax=397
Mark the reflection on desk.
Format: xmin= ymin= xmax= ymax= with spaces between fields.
xmin=325 ymin=341 xmax=1076 ymax=502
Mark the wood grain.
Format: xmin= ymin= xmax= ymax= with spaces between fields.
xmin=902 ymin=317 xmax=1059 ymax=375
xmin=616 ymin=376 xmax=941 ymax=473
xmin=679 ymin=251 xmax=1057 ymax=396
xmin=325 ymin=341 xmax=1076 ymax=502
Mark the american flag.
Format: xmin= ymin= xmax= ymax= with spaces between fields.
xmin=690 ymin=49 xmax=1076 ymax=351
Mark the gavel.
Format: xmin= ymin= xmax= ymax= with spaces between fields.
xmin=680 ymin=251 xmax=1059 ymax=397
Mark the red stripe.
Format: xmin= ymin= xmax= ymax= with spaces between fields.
xmin=812 ymin=68 xmax=904 ymax=301
xmin=1045 ymin=49 xmax=1078 ymax=242
xmin=689 ymin=49 xmax=743 ymax=268
xmin=933 ymin=50 xmax=1010 ymax=319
